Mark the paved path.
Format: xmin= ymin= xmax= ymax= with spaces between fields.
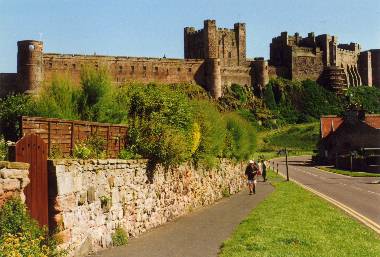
xmin=272 ymin=156 xmax=380 ymax=229
xmin=91 ymin=182 xmax=274 ymax=257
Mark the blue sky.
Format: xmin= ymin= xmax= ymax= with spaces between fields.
xmin=1 ymin=0 xmax=379 ymax=72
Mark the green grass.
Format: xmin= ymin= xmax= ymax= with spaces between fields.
xmin=318 ymin=166 xmax=380 ymax=177
xmin=219 ymin=171 xmax=380 ymax=257
xmin=253 ymin=122 xmax=319 ymax=161
xmin=256 ymin=122 xmax=319 ymax=154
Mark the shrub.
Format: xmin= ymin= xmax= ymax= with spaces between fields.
xmin=346 ymin=86 xmax=380 ymax=113
xmin=33 ymin=76 xmax=81 ymax=120
xmin=112 ymin=226 xmax=128 ymax=246
xmin=72 ymin=134 xmax=106 ymax=159
xmin=0 ymin=94 xmax=34 ymax=141
xmin=0 ymin=198 xmax=64 ymax=257
xmin=126 ymin=84 xmax=194 ymax=166
xmin=0 ymin=136 xmax=8 ymax=161
xmin=224 ymin=112 xmax=257 ymax=161
xmin=79 ymin=67 xmax=114 ymax=121
xmin=191 ymin=100 xmax=226 ymax=168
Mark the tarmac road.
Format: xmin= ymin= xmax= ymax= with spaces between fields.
xmin=272 ymin=155 xmax=380 ymax=230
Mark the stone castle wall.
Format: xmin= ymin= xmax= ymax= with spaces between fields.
xmin=0 ymin=161 xmax=30 ymax=208
xmin=1 ymin=20 xmax=379 ymax=98
xmin=42 ymin=54 xmax=206 ymax=89
xmin=48 ymin=158 xmax=246 ymax=256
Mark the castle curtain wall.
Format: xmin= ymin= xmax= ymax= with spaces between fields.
xmin=42 ymin=54 xmax=206 ymax=87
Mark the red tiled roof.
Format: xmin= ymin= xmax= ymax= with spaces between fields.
xmin=365 ymin=115 xmax=380 ymax=129
xmin=320 ymin=116 xmax=344 ymax=138
xmin=320 ymin=114 xmax=380 ymax=138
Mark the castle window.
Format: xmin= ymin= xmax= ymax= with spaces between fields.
xmin=64 ymin=63 xmax=68 ymax=68
xmin=131 ymin=65 xmax=135 ymax=72
xmin=72 ymin=64 xmax=76 ymax=69
xmin=228 ymin=52 xmax=232 ymax=58
xmin=119 ymin=65 xmax=123 ymax=72
xmin=95 ymin=64 xmax=99 ymax=69
xmin=143 ymin=66 xmax=147 ymax=71
xmin=232 ymin=41 xmax=235 ymax=46
xmin=177 ymin=67 xmax=181 ymax=72
xmin=188 ymin=68 xmax=192 ymax=73
xmin=49 ymin=63 xmax=52 ymax=68
xmin=154 ymin=67 xmax=158 ymax=72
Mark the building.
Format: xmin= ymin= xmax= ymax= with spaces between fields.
xmin=319 ymin=111 xmax=380 ymax=172
xmin=0 ymin=19 xmax=379 ymax=98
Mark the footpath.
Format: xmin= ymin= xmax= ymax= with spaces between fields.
xmin=91 ymin=182 xmax=274 ymax=257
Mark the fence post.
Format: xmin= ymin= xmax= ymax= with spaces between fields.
xmin=277 ymin=163 xmax=279 ymax=174
xmin=70 ymin=122 xmax=74 ymax=156
xmin=47 ymin=121 xmax=51 ymax=157
xmin=285 ymin=148 xmax=289 ymax=181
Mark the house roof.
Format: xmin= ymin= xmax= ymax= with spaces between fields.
xmin=320 ymin=114 xmax=380 ymax=138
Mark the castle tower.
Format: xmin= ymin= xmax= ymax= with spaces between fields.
xmin=370 ymin=49 xmax=380 ymax=88
xmin=17 ymin=40 xmax=44 ymax=93
xmin=234 ymin=23 xmax=246 ymax=65
xmin=203 ymin=20 xmax=218 ymax=59
xmin=359 ymin=51 xmax=372 ymax=86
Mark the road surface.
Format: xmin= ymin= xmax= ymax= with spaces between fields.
xmin=272 ymin=155 xmax=380 ymax=231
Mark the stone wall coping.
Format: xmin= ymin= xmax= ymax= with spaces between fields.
xmin=49 ymin=158 xmax=150 ymax=166
xmin=0 ymin=161 xmax=30 ymax=170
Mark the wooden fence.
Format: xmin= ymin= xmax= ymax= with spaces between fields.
xmin=21 ymin=116 xmax=128 ymax=158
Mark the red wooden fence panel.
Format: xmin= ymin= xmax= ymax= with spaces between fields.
xmin=15 ymin=134 xmax=48 ymax=227
xmin=21 ymin=116 xmax=128 ymax=158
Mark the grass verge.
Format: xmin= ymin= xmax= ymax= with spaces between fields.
xmin=317 ymin=166 xmax=380 ymax=178
xmin=219 ymin=171 xmax=380 ymax=257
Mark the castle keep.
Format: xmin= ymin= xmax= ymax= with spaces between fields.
xmin=0 ymin=20 xmax=379 ymax=98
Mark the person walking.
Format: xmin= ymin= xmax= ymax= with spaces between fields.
xmin=245 ymin=160 xmax=258 ymax=195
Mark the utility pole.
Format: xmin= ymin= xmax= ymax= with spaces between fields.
xmin=285 ymin=148 xmax=289 ymax=181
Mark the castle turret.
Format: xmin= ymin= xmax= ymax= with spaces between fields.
xmin=252 ymin=57 xmax=269 ymax=88
xmin=17 ymin=40 xmax=43 ymax=93
xmin=206 ymin=58 xmax=222 ymax=98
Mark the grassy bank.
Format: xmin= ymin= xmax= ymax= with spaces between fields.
xmin=318 ymin=166 xmax=380 ymax=178
xmin=219 ymin=171 xmax=380 ymax=257
xmin=253 ymin=122 xmax=319 ymax=160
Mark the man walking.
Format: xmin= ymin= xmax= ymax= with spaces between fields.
xmin=245 ymin=160 xmax=258 ymax=195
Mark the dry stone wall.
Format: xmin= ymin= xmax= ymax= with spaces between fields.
xmin=49 ymin=158 xmax=245 ymax=256
xmin=0 ymin=161 xmax=30 ymax=207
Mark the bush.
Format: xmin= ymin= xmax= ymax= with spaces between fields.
xmin=0 ymin=94 xmax=34 ymax=141
xmin=126 ymin=84 xmax=194 ymax=166
xmin=191 ymin=100 xmax=226 ymax=168
xmin=33 ymin=76 xmax=81 ymax=120
xmin=0 ymin=136 xmax=8 ymax=161
xmin=224 ymin=113 xmax=257 ymax=161
xmin=79 ymin=67 xmax=114 ymax=121
xmin=72 ymin=134 xmax=106 ymax=159
xmin=346 ymin=86 xmax=380 ymax=113
xmin=111 ymin=226 xmax=128 ymax=246
xmin=0 ymin=198 xmax=64 ymax=257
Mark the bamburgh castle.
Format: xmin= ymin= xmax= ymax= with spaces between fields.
xmin=0 ymin=20 xmax=379 ymax=98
